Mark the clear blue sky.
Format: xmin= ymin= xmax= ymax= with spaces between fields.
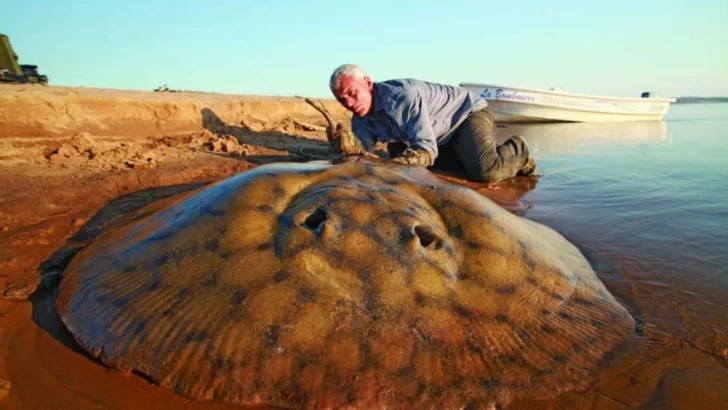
xmin=2 ymin=0 xmax=727 ymax=98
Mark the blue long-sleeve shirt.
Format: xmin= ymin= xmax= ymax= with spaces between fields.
xmin=351 ymin=79 xmax=488 ymax=164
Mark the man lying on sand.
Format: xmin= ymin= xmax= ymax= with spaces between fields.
xmin=328 ymin=64 xmax=538 ymax=182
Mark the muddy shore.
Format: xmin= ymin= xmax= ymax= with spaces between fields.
xmin=1 ymin=84 xmax=726 ymax=409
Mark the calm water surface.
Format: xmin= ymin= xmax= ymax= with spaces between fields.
xmin=499 ymin=103 xmax=728 ymax=359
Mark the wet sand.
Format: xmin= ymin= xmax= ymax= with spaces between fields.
xmin=1 ymin=85 xmax=727 ymax=409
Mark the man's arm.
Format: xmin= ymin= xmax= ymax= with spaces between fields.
xmin=330 ymin=122 xmax=376 ymax=157
xmin=348 ymin=116 xmax=377 ymax=153
xmin=304 ymin=97 xmax=375 ymax=157
xmin=390 ymin=88 xmax=437 ymax=167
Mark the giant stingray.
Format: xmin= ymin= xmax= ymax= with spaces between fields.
xmin=56 ymin=159 xmax=635 ymax=408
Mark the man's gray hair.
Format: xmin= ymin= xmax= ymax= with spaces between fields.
xmin=329 ymin=64 xmax=368 ymax=92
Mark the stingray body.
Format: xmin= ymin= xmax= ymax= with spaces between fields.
xmin=57 ymin=160 xmax=634 ymax=408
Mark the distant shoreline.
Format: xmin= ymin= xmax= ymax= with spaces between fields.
xmin=675 ymin=97 xmax=728 ymax=104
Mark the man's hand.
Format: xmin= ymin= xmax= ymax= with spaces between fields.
xmin=302 ymin=97 xmax=376 ymax=159
xmin=390 ymin=147 xmax=432 ymax=167
xmin=328 ymin=123 xmax=370 ymax=156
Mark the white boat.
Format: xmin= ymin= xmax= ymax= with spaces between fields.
xmin=460 ymin=83 xmax=676 ymax=123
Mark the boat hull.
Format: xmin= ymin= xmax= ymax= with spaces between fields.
xmin=488 ymin=100 xmax=667 ymax=123
xmin=461 ymin=83 xmax=675 ymax=123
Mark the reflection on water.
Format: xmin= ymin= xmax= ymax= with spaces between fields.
xmin=500 ymin=103 xmax=728 ymax=407
xmin=495 ymin=120 xmax=670 ymax=154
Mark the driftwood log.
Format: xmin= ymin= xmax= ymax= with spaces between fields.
xmin=292 ymin=119 xmax=326 ymax=132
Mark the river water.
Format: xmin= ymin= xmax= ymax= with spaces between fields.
xmin=496 ymin=103 xmax=728 ymax=408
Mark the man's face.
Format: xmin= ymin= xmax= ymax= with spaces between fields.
xmin=333 ymin=75 xmax=374 ymax=117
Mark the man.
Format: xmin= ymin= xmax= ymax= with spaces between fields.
xmin=328 ymin=64 xmax=537 ymax=182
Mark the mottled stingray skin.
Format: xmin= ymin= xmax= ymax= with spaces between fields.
xmin=57 ymin=160 xmax=635 ymax=408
